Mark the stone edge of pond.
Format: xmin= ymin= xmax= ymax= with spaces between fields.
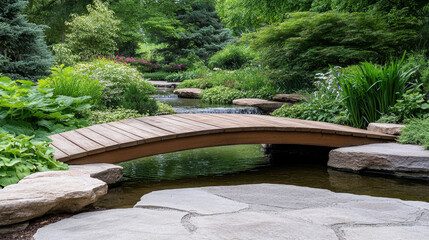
xmin=328 ymin=143 xmax=429 ymax=179
xmin=0 ymin=163 xmax=122 ymax=228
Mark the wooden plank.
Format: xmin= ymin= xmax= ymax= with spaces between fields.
xmin=75 ymin=128 xmax=120 ymax=151
xmin=137 ymin=116 xmax=218 ymax=137
xmin=120 ymin=118 xmax=174 ymax=137
xmin=178 ymin=114 xmax=247 ymax=130
xmin=87 ymin=124 xmax=138 ymax=147
xmin=214 ymin=114 xmax=297 ymax=131
xmin=162 ymin=115 xmax=223 ymax=133
xmin=50 ymin=145 xmax=69 ymax=162
xmin=60 ymin=131 xmax=105 ymax=155
xmin=199 ymin=114 xmax=267 ymax=131
xmin=48 ymin=134 xmax=87 ymax=159
xmin=107 ymin=121 xmax=162 ymax=142
xmin=249 ymin=115 xmax=325 ymax=133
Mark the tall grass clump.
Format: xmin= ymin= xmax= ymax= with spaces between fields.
xmin=334 ymin=57 xmax=417 ymax=128
xmin=39 ymin=65 xmax=103 ymax=106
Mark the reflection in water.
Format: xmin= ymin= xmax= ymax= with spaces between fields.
xmin=119 ymin=145 xmax=269 ymax=181
xmin=95 ymin=145 xmax=429 ymax=209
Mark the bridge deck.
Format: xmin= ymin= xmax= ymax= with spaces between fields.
xmin=48 ymin=114 xmax=396 ymax=164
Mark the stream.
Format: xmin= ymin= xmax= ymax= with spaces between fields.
xmin=94 ymin=87 xmax=429 ymax=209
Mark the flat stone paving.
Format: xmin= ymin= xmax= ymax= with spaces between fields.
xmin=34 ymin=184 xmax=429 ymax=240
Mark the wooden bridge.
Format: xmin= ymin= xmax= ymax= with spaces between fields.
xmin=48 ymin=114 xmax=396 ymax=164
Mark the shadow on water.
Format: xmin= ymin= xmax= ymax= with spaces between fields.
xmin=95 ymin=144 xmax=429 ymax=209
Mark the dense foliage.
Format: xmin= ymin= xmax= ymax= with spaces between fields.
xmin=0 ymin=133 xmax=68 ymax=187
xmin=0 ymin=0 xmax=53 ymax=80
xmin=208 ymin=44 xmax=256 ymax=70
xmin=398 ymin=118 xmax=429 ymax=150
xmin=244 ymin=11 xmax=419 ymax=91
xmin=75 ymin=59 xmax=156 ymax=107
xmin=63 ymin=0 xmax=120 ymax=59
xmin=89 ymin=107 xmax=147 ymax=125
xmin=201 ymin=86 xmax=244 ymax=104
xmin=39 ymin=65 xmax=103 ymax=106
xmin=0 ymin=77 xmax=91 ymax=138
xmin=120 ymin=85 xmax=158 ymax=115
xmin=334 ymin=58 xmax=416 ymax=128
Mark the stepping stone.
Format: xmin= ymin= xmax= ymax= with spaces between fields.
xmin=148 ymin=81 xmax=179 ymax=88
xmin=173 ymin=88 xmax=202 ymax=98
xmin=233 ymin=98 xmax=287 ymax=112
xmin=272 ymin=94 xmax=309 ymax=103
xmin=328 ymin=143 xmax=429 ymax=178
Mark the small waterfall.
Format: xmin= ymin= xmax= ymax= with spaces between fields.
xmin=173 ymin=107 xmax=263 ymax=114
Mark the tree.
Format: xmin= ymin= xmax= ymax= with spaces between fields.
xmin=109 ymin=0 xmax=183 ymax=56
xmin=24 ymin=0 xmax=92 ymax=43
xmin=64 ymin=0 xmax=120 ymax=58
xmin=0 ymin=0 xmax=53 ymax=80
xmin=216 ymin=0 xmax=428 ymax=32
xmin=160 ymin=1 xmax=234 ymax=62
xmin=244 ymin=12 xmax=419 ymax=91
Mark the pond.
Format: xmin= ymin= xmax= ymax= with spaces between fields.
xmin=94 ymin=87 xmax=429 ymax=209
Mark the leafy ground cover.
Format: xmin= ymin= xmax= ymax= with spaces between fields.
xmin=0 ymin=133 xmax=68 ymax=187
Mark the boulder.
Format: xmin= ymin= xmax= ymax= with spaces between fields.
xmin=328 ymin=143 xmax=429 ymax=178
xmin=25 ymin=163 xmax=123 ymax=185
xmin=173 ymin=88 xmax=202 ymax=98
xmin=68 ymin=164 xmax=123 ymax=185
xmin=367 ymin=123 xmax=405 ymax=135
xmin=232 ymin=98 xmax=287 ymax=112
xmin=0 ymin=171 xmax=107 ymax=226
xmin=272 ymin=94 xmax=309 ymax=103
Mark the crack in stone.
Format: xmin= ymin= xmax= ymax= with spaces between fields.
xmin=181 ymin=213 xmax=197 ymax=233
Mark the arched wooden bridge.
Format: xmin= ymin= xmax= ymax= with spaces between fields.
xmin=48 ymin=114 xmax=396 ymax=164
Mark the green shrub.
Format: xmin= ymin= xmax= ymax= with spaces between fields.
xmin=0 ymin=133 xmax=69 ymax=187
xmin=403 ymin=52 xmax=429 ymax=93
xmin=398 ymin=118 xmax=429 ymax=149
xmin=165 ymin=72 xmax=197 ymax=82
xmin=201 ymin=86 xmax=245 ymax=104
xmin=0 ymin=77 xmax=91 ymax=138
xmin=39 ymin=65 xmax=103 ymax=106
xmin=143 ymin=72 xmax=171 ymax=80
xmin=245 ymin=11 xmax=419 ymax=91
xmin=75 ymin=59 xmax=156 ymax=107
xmin=64 ymin=0 xmax=120 ymax=59
xmin=177 ymin=79 xmax=214 ymax=89
xmin=334 ymin=58 xmax=416 ymax=128
xmin=89 ymin=107 xmax=147 ymax=125
xmin=52 ymin=43 xmax=80 ymax=67
xmin=391 ymin=89 xmax=429 ymax=123
xmin=272 ymin=99 xmax=346 ymax=124
xmin=120 ymin=84 xmax=158 ymax=115
xmin=208 ymin=44 xmax=256 ymax=70
xmin=156 ymin=102 xmax=176 ymax=115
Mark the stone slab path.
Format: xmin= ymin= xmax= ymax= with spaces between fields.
xmin=34 ymin=184 xmax=429 ymax=240
xmin=148 ymin=80 xmax=179 ymax=88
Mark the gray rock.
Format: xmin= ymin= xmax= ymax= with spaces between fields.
xmin=34 ymin=184 xmax=429 ymax=240
xmin=135 ymin=188 xmax=248 ymax=214
xmin=68 ymin=164 xmax=123 ymax=185
xmin=272 ymin=94 xmax=309 ymax=103
xmin=34 ymin=208 xmax=190 ymax=240
xmin=0 ymin=222 xmax=28 ymax=235
xmin=147 ymin=80 xmax=179 ymax=88
xmin=232 ymin=98 xmax=287 ymax=112
xmin=191 ymin=211 xmax=338 ymax=240
xmin=25 ymin=164 xmax=123 ymax=185
xmin=367 ymin=123 xmax=405 ymax=135
xmin=173 ymin=88 xmax=202 ymax=98
xmin=0 ymin=172 xmax=107 ymax=226
xmin=342 ymin=226 xmax=429 ymax=240
xmin=328 ymin=143 xmax=429 ymax=178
